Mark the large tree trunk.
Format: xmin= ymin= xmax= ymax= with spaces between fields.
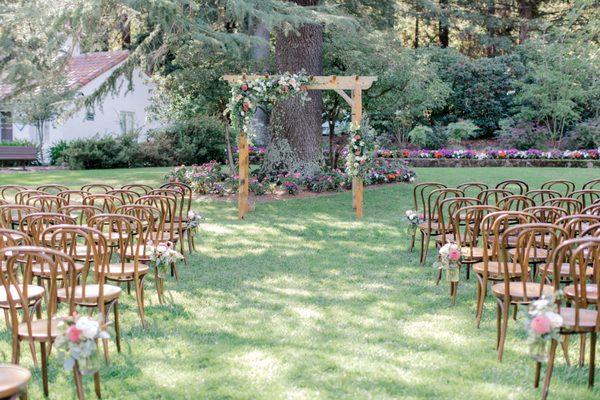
xmin=438 ymin=0 xmax=449 ymax=48
xmin=518 ymin=0 xmax=538 ymax=44
xmin=266 ymin=0 xmax=323 ymax=176
xmin=249 ymin=18 xmax=271 ymax=147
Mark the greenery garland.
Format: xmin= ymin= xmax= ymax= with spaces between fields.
xmin=225 ymin=72 xmax=310 ymax=135
xmin=345 ymin=122 xmax=376 ymax=178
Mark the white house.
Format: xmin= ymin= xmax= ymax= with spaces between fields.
xmin=0 ymin=49 xmax=159 ymax=158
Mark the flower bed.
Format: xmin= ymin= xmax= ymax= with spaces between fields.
xmin=377 ymin=148 xmax=600 ymax=160
xmin=166 ymin=160 xmax=415 ymax=197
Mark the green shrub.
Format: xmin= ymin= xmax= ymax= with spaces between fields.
xmin=407 ymin=125 xmax=447 ymax=149
xmin=0 ymin=139 xmax=36 ymax=147
xmin=496 ymin=118 xmax=548 ymax=150
xmin=444 ymin=120 xmax=479 ymax=144
xmin=64 ymin=133 xmax=141 ymax=169
xmin=565 ymin=118 xmax=600 ymax=149
xmin=144 ymin=116 xmax=226 ymax=166
xmin=49 ymin=140 xmax=69 ymax=165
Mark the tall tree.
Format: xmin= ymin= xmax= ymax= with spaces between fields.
xmin=518 ymin=0 xmax=540 ymax=43
xmin=438 ymin=0 xmax=450 ymax=47
xmin=268 ymin=0 xmax=324 ymax=175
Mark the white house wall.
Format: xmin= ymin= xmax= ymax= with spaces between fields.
xmin=13 ymin=63 xmax=159 ymax=157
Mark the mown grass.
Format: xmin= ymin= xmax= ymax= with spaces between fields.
xmin=0 ymin=167 xmax=598 ymax=399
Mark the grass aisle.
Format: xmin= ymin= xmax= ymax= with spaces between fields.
xmin=0 ymin=167 xmax=598 ymax=399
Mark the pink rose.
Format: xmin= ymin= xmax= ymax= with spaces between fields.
xmin=354 ymin=135 xmax=361 ymax=141
xmin=449 ymin=249 xmax=461 ymax=261
xmin=67 ymin=325 xmax=82 ymax=343
xmin=241 ymin=84 xmax=248 ymax=91
xmin=242 ymin=102 xmax=250 ymax=112
xmin=531 ymin=315 xmax=551 ymax=335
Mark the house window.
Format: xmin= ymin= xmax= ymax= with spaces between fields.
xmin=85 ymin=109 xmax=95 ymax=121
xmin=119 ymin=111 xmax=135 ymax=134
xmin=0 ymin=111 xmax=13 ymax=141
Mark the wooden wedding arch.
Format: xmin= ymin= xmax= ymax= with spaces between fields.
xmin=222 ymin=74 xmax=377 ymax=220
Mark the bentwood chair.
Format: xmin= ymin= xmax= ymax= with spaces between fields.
xmin=555 ymin=215 xmax=600 ymax=238
xmin=582 ymin=223 xmax=600 ymax=237
xmin=525 ymin=189 xmax=561 ymax=205
xmin=88 ymin=214 xmax=149 ymax=326
xmin=36 ymin=184 xmax=69 ymax=195
xmin=0 ymin=247 xmax=68 ymax=397
xmin=161 ymin=182 xmax=195 ymax=252
xmin=107 ymin=189 xmax=140 ymax=205
xmin=541 ymin=179 xmax=575 ymax=196
xmin=536 ymin=238 xmax=600 ymax=400
xmin=83 ymin=194 xmax=122 ymax=214
xmin=409 ymin=182 xmax=446 ymax=252
xmin=14 ymin=191 xmax=47 ymax=205
xmin=0 ymin=185 xmax=29 ymax=203
xmin=497 ymin=195 xmax=535 ymax=211
xmin=495 ymin=179 xmax=529 ymax=195
xmin=80 ymin=184 xmax=114 ymax=194
xmin=542 ymin=197 xmax=583 ymax=214
xmin=42 ymin=225 xmax=122 ymax=361
xmin=25 ymin=195 xmax=67 ymax=213
xmin=582 ymin=203 xmax=600 ymax=216
xmin=418 ymin=188 xmax=464 ymax=264
xmin=121 ymin=184 xmax=153 ymax=195
xmin=569 ymin=189 xmax=600 ymax=208
xmin=477 ymin=189 xmax=513 ymax=206
xmin=522 ymin=206 xmax=568 ymax=224
xmin=149 ymin=188 xmax=187 ymax=255
xmin=473 ymin=211 xmax=535 ymax=328
xmin=494 ymin=223 xmax=568 ymax=362
xmin=582 ymin=178 xmax=600 ymax=190
xmin=57 ymin=190 xmax=90 ymax=205
xmin=0 ymin=205 xmax=39 ymax=230
xmin=456 ymin=182 xmax=488 ymax=198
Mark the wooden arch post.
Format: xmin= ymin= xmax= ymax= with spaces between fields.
xmin=223 ymin=75 xmax=377 ymax=220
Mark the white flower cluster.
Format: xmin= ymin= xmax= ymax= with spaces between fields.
xmin=345 ymin=123 xmax=373 ymax=178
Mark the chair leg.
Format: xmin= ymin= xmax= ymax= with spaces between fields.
xmin=113 ymin=301 xmax=121 ymax=353
xmin=589 ymin=332 xmax=596 ymax=388
xmin=534 ymin=361 xmax=541 ymax=388
xmin=12 ymin=339 xmax=20 ymax=364
xmin=475 ymin=276 xmax=486 ymax=329
xmin=423 ymin=233 xmax=432 ymax=264
xmin=40 ymin=342 xmax=49 ymax=397
xmin=73 ymin=364 xmax=84 ymax=400
xmin=419 ymin=230 xmax=425 ymax=264
xmin=94 ymin=371 xmax=102 ymax=399
xmin=579 ymin=334 xmax=586 ymax=367
xmin=498 ymin=301 xmax=510 ymax=362
xmin=409 ymin=229 xmax=416 ymax=252
xmin=560 ymin=336 xmax=571 ymax=366
xmin=134 ymin=277 xmax=146 ymax=328
xmin=496 ymin=301 xmax=502 ymax=350
xmin=541 ymin=339 xmax=558 ymax=400
xmin=170 ymin=262 xmax=179 ymax=281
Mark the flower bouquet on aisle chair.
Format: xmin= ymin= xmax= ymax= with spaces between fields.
xmin=147 ymin=240 xmax=184 ymax=303
xmin=434 ymin=242 xmax=463 ymax=305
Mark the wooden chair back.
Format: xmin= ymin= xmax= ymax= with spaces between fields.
xmin=424 ymin=188 xmax=464 ymax=229
xmin=83 ymin=193 xmax=122 ymax=213
xmin=525 ymin=189 xmax=561 ymax=205
xmin=540 ymin=179 xmax=575 ymax=196
xmin=481 ymin=211 xmax=536 ymax=263
xmin=135 ymin=195 xmax=174 ymax=240
xmin=57 ymin=190 xmax=90 ymax=205
xmin=456 ymin=182 xmax=489 ymax=198
xmin=569 ymin=189 xmax=600 ymax=208
xmin=0 ymin=185 xmax=29 ymax=203
xmin=495 ymin=179 xmax=529 ymax=195
xmin=582 ymin=203 xmax=600 ymax=216
xmin=58 ymin=205 xmax=102 ymax=225
xmin=0 ymin=204 xmax=39 ymax=229
xmin=107 ymin=189 xmax=140 ymax=205
xmin=477 ymin=189 xmax=513 ymax=205
xmin=19 ymin=213 xmax=76 ymax=245
xmin=497 ymin=195 xmax=535 ymax=211
xmin=412 ymin=182 xmax=446 ymax=216
xmin=542 ymin=197 xmax=583 ymax=214
xmin=581 ymin=223 xmax=600 ymax=237
xmin=115 ymin=204 xmax=159 ymax=246
xmin=14 ymin=190 xmax=47 ymax=205
xmin=582 ymin=178 xmax=600 ymax=190
xmin=121 ymin=184 xmax=153 ymax=195
xmin=36 ymin=184 xmax=69 ymax=195
xmin=437 ymin=196 xmax=480 ymax=244
xmin=522 ymin=206 xmax=568 ymax=224
xmin=552 ymin=238 xmax=600 ymax=331
xmin=80 ymin=184 xmax=114 ymax=193
xmin=555 ymin=214 xmax=600 ymax=238
xmin=161 ymin=182 xmax=193 ymax=218
xmin=451 ymin=205 xmax=500 ymax=255
xmin=25 ymin=195 xmax=67 ymax=213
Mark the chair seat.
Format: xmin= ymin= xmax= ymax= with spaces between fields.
xmin=564 ymin=284 xmax=597 ymax=303
xmin=17 ymin=318 xmax=60 ymax=340
xmin=492 ymin=282 xmax=554 ymax=302
xmin=507 ymin=247 xmax=549 ymax=261
xmin=559 ymin=307 xmax=598 ymax=331
xmin=418 ymin=220 xmax=451 ymax=233
xmin=32 ymin=261 xmax=85 ymax=277
xmin=0 ymin=285 xmax=45 ymax=308
xmin=539 ymin=263 xmax=594 ymax=278
xmin=0 ymin=364 xmax=31 ymax=398
xmin=435 ymin=233 xmax=457 ymax=244
xmin=149 ymin=231 xmax=180 ymax=242
xmin=460 ymin=246 xmax=490 ymax=260
xmin=102 ymin=263 xmax=150 ymax=279
xmin=57 ymin=284 xmax=121 ymax=304
xmin=486 ymin=235 xmax=518 ymax=247
xmin=473 ymin=261 xmax=522 ymax=277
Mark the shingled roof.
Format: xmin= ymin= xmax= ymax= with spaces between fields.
xmin=0 ymin=50 xmax=129 ymax=101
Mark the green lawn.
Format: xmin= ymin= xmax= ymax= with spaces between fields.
xmin=1 ymin=167 xmax=599 ymax=399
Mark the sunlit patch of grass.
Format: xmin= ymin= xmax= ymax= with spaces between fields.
xmin=0 ymin=167 xmax=599 ymax=398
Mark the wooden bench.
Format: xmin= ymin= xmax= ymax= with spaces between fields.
xmin=0 ymin=146 xmax=38 ymax=169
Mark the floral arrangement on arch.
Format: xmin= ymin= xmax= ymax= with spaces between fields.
xmin=523 ymin=291 xmax=563 ymax=362
xmin=345 ymin=123 xmax=376 ymax=178
xmin=225 ymin=72 xmax=310 ymax=134
xmin=55 ymin=313 xmax=110 ymax=373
